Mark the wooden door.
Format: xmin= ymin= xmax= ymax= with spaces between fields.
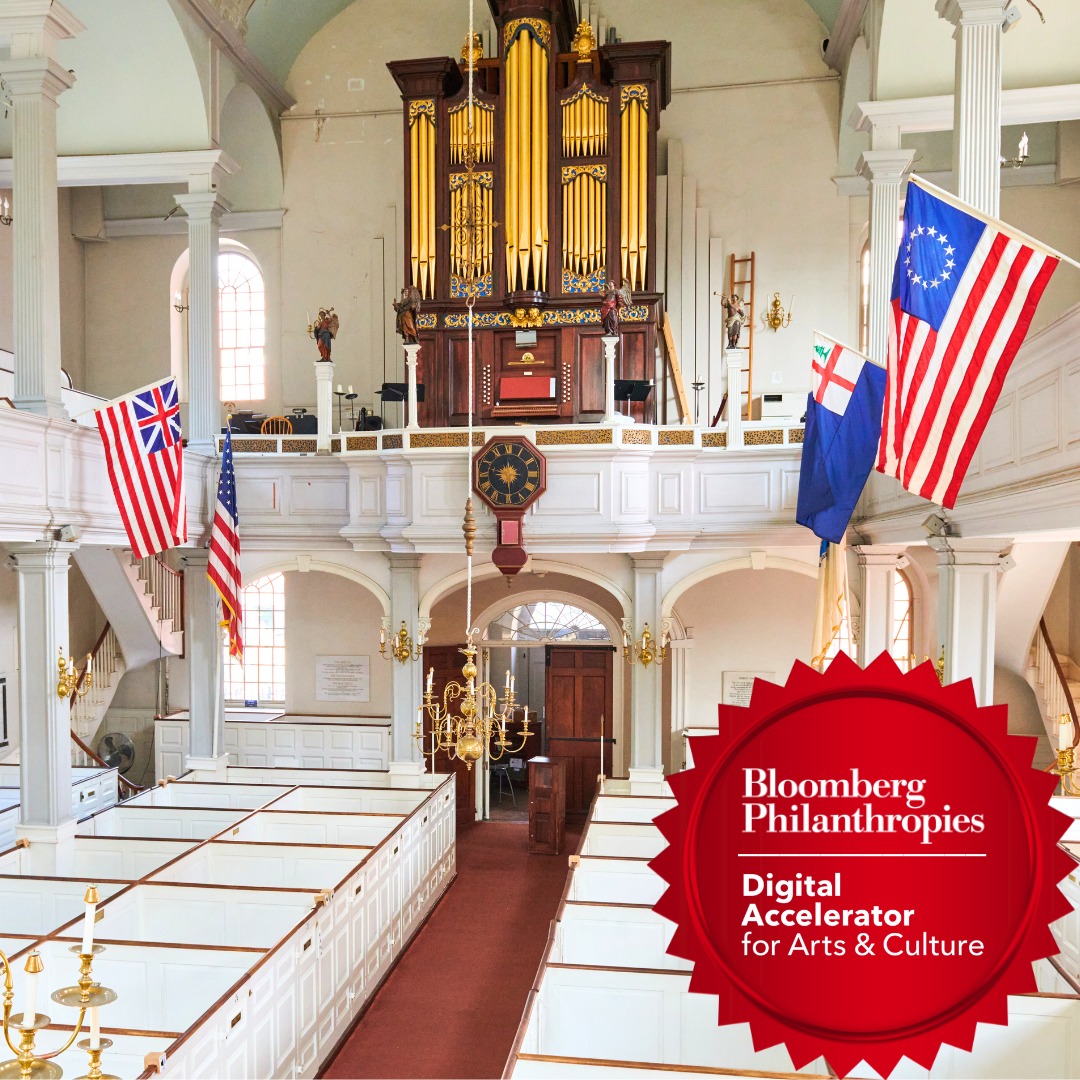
xmin=545 ymin=647 xmax=614 ymax=815
xmin=421 ymin=644 xmax=476 ymax=828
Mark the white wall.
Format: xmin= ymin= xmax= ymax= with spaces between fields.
xmin=0 ymin=568 xmax=17 ymax=753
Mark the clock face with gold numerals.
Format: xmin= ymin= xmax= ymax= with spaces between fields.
xmin=473 ymin=436 xmax=547 ymax=510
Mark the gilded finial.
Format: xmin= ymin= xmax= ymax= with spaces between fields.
xmin=572 ymin=19 xmax=595 ymax=62
xmin=461 ymin=31 xmax=484 ymax=69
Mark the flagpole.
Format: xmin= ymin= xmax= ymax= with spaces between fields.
xmin=813 ymin=328 xmax=884 ymax=369
xmin=909 ymin=174 xmax=1080 ymax=273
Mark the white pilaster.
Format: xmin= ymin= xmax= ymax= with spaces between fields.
xmin=404 ymin=343 xmax=421 ymax=430
xmin=937 ymin=0 xmax=1007 ymax=217
xmin=9 ymin=541 xmax=78 ymax=874
xmin=175 ymin=191 xmax=230 ymax=456
xmin=315 ymin=359 xmax=334 ymax=452
xmin=724 ymin=349 xmax=745 ymax=446
xmin=857 ymin=147 xmax=916 ymax=366
xmin=854 ymin=544 xmax=909 ymax=666
xmin=629 ymin=555 xmax=666 ymax=782
xmin=389 ymin=554 xmax=423 ymax=768
xmin=601 ymin=335 xmax=619 ymax=423
xmin=181 ymin=549 xmax=227 ymax=774
xmin=928 ymin=536 xmax=1012 ymax=706
xmin=0 ymin=1 xmax=82 ymax=418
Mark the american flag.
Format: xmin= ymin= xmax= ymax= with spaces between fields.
xmin=95 ymin=377 xmax=186 ymax=559
xmin=878 ymin=178 xmax=1058 ymax=507
xmin=208 ymin=427 xmax=243 ymax=661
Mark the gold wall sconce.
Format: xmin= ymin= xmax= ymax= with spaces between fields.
xmin=765 ymin=292 xmax=793 ymax=332
xmin=622 ymin=621 xmax=670 ymax=668
xmin=57 ymin=647 xmax=92 ymax=700
xmin=380 ymin=620 xmax=425 ymax=664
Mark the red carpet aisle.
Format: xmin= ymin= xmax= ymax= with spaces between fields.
xmin=322 ymin=821 xmax=581 ymax=1079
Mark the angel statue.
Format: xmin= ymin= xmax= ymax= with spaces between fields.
xmin=600 ymin=281 xmax=633 ymax=337
xmin=313 ymin=307 xmax=339 ymax=361
xmin=393 ymin=285 xmax=422 ymax=344
xmin=718 ymin=292 xmax=744 ymax=350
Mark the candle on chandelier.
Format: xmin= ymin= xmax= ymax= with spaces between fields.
xmin=22 ymin=953 xmax=39 ymax=1028
xmin=86 ymin=652 xmax=92 ymax=674
xmin=1061 ymin=716 xmax=1072 ymax=753
xmin=427 ymin=668 xmax=434 ymax=693
xmin=81 ymin=885 xmax=98 ymax=955
xmin=510 ymin=675 xmax=515 ymax=694
xmin=504 ymin=669 xmax=511 ymax=690
xmin=380 ymin=625 xmax=386 ymax=646
xmin=90 ymin=1006 xmax=101 ymax=1050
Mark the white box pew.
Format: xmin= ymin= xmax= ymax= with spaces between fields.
xmin=581 ymin=822 xmax=665 ymax=859
xmin=1053 ymin=866 xmax=1080 ymax=982
xmin=89 ymin=883 xmax=316 ymax=951
xmin=552 ymin=901 xmax=691 ymax=972
xmin=147 ymin=840 xmax=371 ymax=890
xmin=48 ymin=1032 xmax=174 ymax=1080
xmin=224 ymin=765 xmax=391 ymax=787
xmin=10 ymin=937 xmax=262 ymax=1035
xmin=220 ymin=810 xmax=405 ymax=847
xmin=509 ymin=1057 xmax=829 ymax=1079
xmin=78 ymin=805 xmax=251 ymax=840
xmin=593 ymin=794 xmax=675 ymax=824
xmin=0 ymin=802 xmax=17 ymax=851
xmin=567 ymin=856 xmax=664 ymax=905
xmin=72 ymin=837 xmax=199 ymax=880
xmin=270 ymin=785 xmax=431 ymax=815
xmin=0 ymin=877 xmax=128 ymax=936
xmin=129 ymin=781 xmax=292 ymax=809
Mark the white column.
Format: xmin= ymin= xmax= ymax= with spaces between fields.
xmin=0 ymin=2 xmax=83 ymax=418
xmin=601 ymin=335 xmax=620 ymax=423
xmin=857 ymin=147 xmax=916 ymax=366
xmin=724 ymin=349 xmax=745 ymax=446
xmin=181 ymin=549 xmax=227 ymax=778
xmin=9 ymin=541 xmax=78 ymax=875
xmin=629 ymin=555 xmax=666 ymax=791
xmin=404 ymin=343 xmax=420 ymax=431
xmin=388 ymin=555 xmax=424 ymax=783
xmin=315 ymin=359 xmax=334 ymax=452
xmin=928 ymin=536 xmax=1013 ymax=706
xmin=855 ymin=544 xmax=909 ymax=666
xmin=175 ymin=191 xmax=230 ymax=456
xmin=937 ymin=0 xmax=1007 ymax=217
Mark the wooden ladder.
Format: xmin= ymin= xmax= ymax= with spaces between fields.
xmin=728 ymin=251 xmax=755 ymax=420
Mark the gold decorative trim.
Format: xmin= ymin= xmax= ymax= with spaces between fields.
xmin=409 ymin=432 xmax=486 ymax=448
xmin=572 ymin=19 xmax=596 ymax=61
xmin=503 ymin=17 xmax=551 ymax=50
xmin=282 ymin=439 xmax=318 ymax=453
xmin=536 ymin=428 xmax=613 ymax=445
xmin=745 ymin=429 xmax=784 ymax=446
xmin=232 ymin=438 xmax=277 ymax=453
xmin=621 ymin=428 xmax=652 ymax=444
xmin=450 ymin=170 xmax=493 ymax=190
xmin=702 ymin=432 xmax=727 ymax=448
xmin=408 ymin=99 xmax=436 ymax=125
xmin=561 ymin=164 xmax=607 ymax=183
xmin=563 ymin=84 xmax=607 ymax=107
xmin=509 ymin=306 xmax=544 ymax=329
xmin=382 ymin=434 xmax=404 ymax=450
xmin=345 ymin=436 xmax=378 ymax=451
xmin=619 ymin=84 xmax=649 ymax=111
xmin=448 ymin=98 xmax=494 ymax=116
xmin=788 ymin=428 xmax=805 ymax=444
xmin=658 ymin=429 xmax=694 ymax=445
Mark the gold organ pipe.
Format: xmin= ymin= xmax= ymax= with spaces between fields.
xmin=627 ymin=102 xmax=639 ymax=289
xmin=531 ymin=35 xmax=541 ymax=281
xmin=587 ymin=173 xmax=594 ymax=275
xmin=637 ymin=102 xmax=648 ymax=287
xmin=428 ymin=116 xmax=436 ymax=293
xmin=561 ymin=179 xmax=568 ymax=272
xmin=600 ymin=176 xmax=606 ymax=273
xmin=420 ymin=116 xmax=430 ymax=295
xmin=410 ymin=118 xmax=420 ymax=288
xmin=505 ymin=42 xmax=518 ymax=290
xmin=620 ymin=105 xmax=629 ymax=285
xmin=517 ymin=37 xmax=530 ymax=289
xmin=540 ymin=41 xmax=548 ymax=291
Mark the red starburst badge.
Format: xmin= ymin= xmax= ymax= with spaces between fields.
xmin=651 ymin=653 xmax=1072 ymax=1077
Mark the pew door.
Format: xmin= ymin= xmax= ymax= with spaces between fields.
xmin=545 ymin=646 xmax=614 ymax=815
xmin=421 ymin=644 xmax=477 ymax=828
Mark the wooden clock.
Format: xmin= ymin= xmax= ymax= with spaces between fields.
xmin=473 ymin=435 xmax=547 ymax=576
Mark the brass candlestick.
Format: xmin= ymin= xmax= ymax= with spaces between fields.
xmin=74 ymin=1039 xmax=119 ymax=1080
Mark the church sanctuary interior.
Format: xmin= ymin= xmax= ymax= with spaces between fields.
xmin=4 ymin=0 xmax=1080 ymax=1077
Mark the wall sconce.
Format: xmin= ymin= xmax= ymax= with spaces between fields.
xmin=765 ymin=292 xmax=793 ymax=332
xmin=622 ymin=620 xmax=670 ymax=668
xmin=173 ymin=289 xmax=189 ymax=313
xmin=57 ymin=647 xmax=92 ymax=699
xmin=380 ymin=619 xmax=425 ymax=664
xmin=0 ymin=195 xmax=10 ymax=226
xmin=1000 ymin=130 xmax=1029 ymax=169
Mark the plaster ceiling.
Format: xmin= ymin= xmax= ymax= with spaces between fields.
xmin=243 ymin=0 xmax=369 ymax=84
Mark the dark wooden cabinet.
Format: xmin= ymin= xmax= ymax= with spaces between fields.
xmin=528 ymin=756 xmax=566 ymax=855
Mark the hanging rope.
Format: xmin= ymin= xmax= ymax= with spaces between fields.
xmin=463 ymin=0 xmax=477 ymax=645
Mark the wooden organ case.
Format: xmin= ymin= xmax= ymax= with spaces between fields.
xmin=388 ymin=2 xmax=670 ymax=426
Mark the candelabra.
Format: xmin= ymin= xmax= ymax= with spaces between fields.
xmin=1053 ymin=713 xmax=1080 ymax=797
xmin=0 ymin=887 xmax=118 ymax=1080
xmin=1000 ymin=131 xmax=1029 ymax=169
xmin=622 ymin=621 xmax=670 ymax=668
xmin=764 ymin=292 xmax=793 ymax=331
xmin=56 ymin=649 xmax=92 ymax=701
xmin=415 ymin=635 xmax=533 ymax=769
xmin=380 ymin=620 xmax=425 ymax=664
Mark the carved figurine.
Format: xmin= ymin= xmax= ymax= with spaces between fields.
xmin=393 ymin=285 xmax=422 ymax=344
xmin=720 ymin=293 xmax=745 ymax=350
xmin=313 ymin=308 xmax=339 ymax=360
xmin=600 ymin=281 xmax=632 ymax=337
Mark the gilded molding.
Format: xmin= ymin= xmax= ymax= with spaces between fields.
xmin=443 ymin=304 xmax=649 ymax=329
xmin=744 ymin=429 xmax=784 ymax=445
xmin=536 ymin=428 xmax=613 ymax=445
xmin=450 ymin=170 xmax=493 ymax=190
xmin=451 ymin=273 xmax=493 ymax=298
xmin=561 ymin=164 xmax=607 ymax=183
xmin=408 ymin=99 xmax=436 ymax=125
xmin=416 ymin=313 xmax=437 ymax=329
xmin=658 ymin=429 xmax=694 ymax=445
xmin=622 ymin=428 xmax=652 ymax=444
xmin=702 ymin=432 xmax=727 ymax=448
xmin=282 ymin=439 xmax=318 ymax=453
xmin=345 ymin=436 xmax=378 ymax=451
xmin=788 ymin=428 xmax=805 ymax=444
xmin=503 ymin=17 xmax=551 ymax=50
xmin=563 ymin=84 xmax=607 ymax=108
xmin=409 ymin=432 xmax=486 ymax=448
xmin=561 ymin=266 xmax=606 ymax=294
xmin=620 ymin=84 xmax=650 ymax=111
xmin=382 ymin=434 xmax=404 ymax=449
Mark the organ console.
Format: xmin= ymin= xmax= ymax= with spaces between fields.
xmin=388 ymin=1 xmax=670 ymax=426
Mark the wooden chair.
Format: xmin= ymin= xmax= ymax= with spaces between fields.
xmin=260 ymin=416 xmax=293 ymax=435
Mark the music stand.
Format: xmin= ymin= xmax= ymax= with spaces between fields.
xmin=378 ymin=382 xmax=425 ymax=427
xmin=614 ymin=379 xmax=654 ymax=423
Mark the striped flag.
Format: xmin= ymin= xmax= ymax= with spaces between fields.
xmin=95 ymin=377 xmax=186 ymax=558
xmin=878 ymin=177 xmax=1059 ymax=507
xmin=208 ymin=427 xmax=243 ymax=661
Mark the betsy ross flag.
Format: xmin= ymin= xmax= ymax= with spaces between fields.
xmin=208 ymin=427 xmax=243 ymax=661
xmin=796 ymin=332 xmax=886 ymax=544
xmin=879 ymin=177 xmax=1059 ymax=507
xmin=95 ymin=377 xmax=186 ymax=559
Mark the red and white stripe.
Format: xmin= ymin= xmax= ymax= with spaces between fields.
xmin=207 ymin=493 xmax=242 ymax=660
xmin=96 ymin=393 xmax=186 ymax=559
xmin=878 ymin=228 xmax=1057 ymax=508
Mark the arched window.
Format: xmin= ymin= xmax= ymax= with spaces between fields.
xmin=218 ymin=250 xmax=266 ymax=402
xmin=890 ymin=568 xmax=914 ymax=668
xmin=224 ymin=572 xmax=285 ymax=703
xmin=486 ymin=601 xmax=612 ymax=643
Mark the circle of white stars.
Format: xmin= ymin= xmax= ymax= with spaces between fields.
xmin=903 ymin=224 xmax=956 ymax=291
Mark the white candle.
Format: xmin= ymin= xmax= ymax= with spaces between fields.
xmin=380 ymin=625 xmax=386 ymax=646
xmin=81 ymin=889 xmax=97 ymax=955
xmin=337 ymin=383 xmax=343 ymax=394
xmin=90 ymin=1006 xmax=100 ymax=1050
xmin=510 ymin=675 xmax=516 ymax=694
xmin=347 ymin=384 xmax=354 ymax=394
xmin=504 ymin=669 xmax=511 ymax=690
xmin=427 ymin=668 xmax=434 ymax=693
xmin=1061 ymin=716 xmax=1072 ymax=752
xmin=22 ymin=956 xmax=38 ymax=1028
xmin=86 ymin=652 xmax=92 ymax=674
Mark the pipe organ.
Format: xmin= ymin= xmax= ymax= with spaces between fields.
xmin=389 ymin=1 xmax=670 ymax=426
